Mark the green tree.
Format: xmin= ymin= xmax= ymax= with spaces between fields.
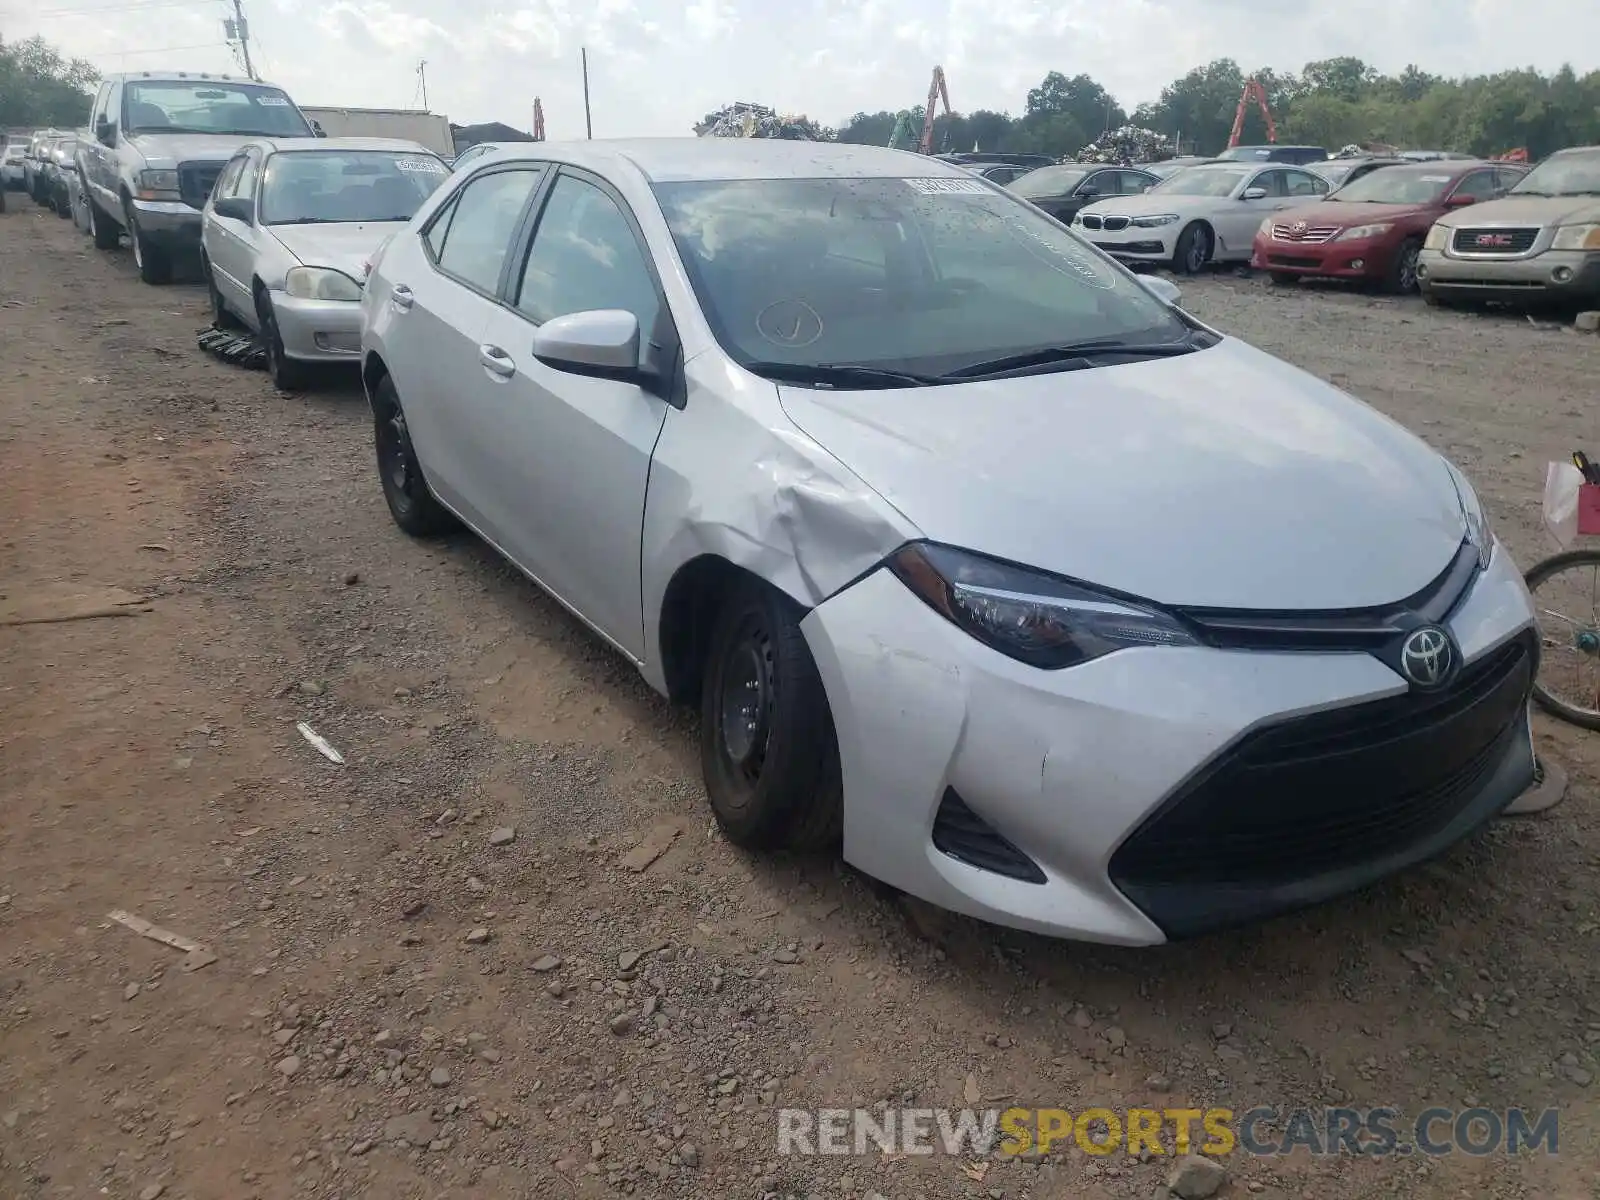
xmin=0 ymin=35 xmax=99 ymax=128
xmin=1025 ymin=71 xmax=1125 ymax=140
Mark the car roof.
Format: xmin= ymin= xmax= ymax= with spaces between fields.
xmin=106 ymin=70 xmax=290 ymax=88
xmin=245 ymin=136 xmax=440 ymax=155
xmin=485 ymin=138 xmax=975 ymax=183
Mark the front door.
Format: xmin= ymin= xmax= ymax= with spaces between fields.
xmin=472 ymin=169 xmax=674 ymax=656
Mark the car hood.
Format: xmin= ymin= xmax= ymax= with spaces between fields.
xmin=128 ymin=132 xmax=261 ymax=167
xmin=1276 ymin=199 xmax=1434 ymax=227
xmin=1434 ymin=194 xmax=1600 ymax=228
xmin=777 ymin=338 xmax=1469 ymax=610
xmin=267 ymin=222 xmax=406 ymax=278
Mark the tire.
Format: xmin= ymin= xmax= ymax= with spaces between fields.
xmin=127 ymin=206 xmax=172 ymax=284
xmin=255 ymin=291 xmax=307 ymax=391
xmin=371 ymin=374 xmax=459 ymax=537
xmin=54 ymin=188 xmax=71 ymax=219
xmin=1524 ymin=548 xmax=1600 ymax=731
xmin=1172 ymin=222 xmax=1211 ymax=275
xmin=200 ymin=252 xmax=241 ymax=329
xmin=1385 ymin=238 xmax=1422 ymax=295
xmin=699 ymin=579 xmax=843 ymax=852
xmin=1269 ymin=271 xmax=1298 ymax=286
xmin=89 ymin=196 xmax=120 ymax=250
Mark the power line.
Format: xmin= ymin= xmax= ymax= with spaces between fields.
xmin=5 ymin=0 xmax=217 ymax=17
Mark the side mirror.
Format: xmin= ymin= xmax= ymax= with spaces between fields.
xmin=1138 ymin=275 xmax=1182 ymax=306
xmin=1241 ymin=187 xmax=1268 ymax=201
xmin=1445 ymin=193 xmax=1477 ymax=207
xmin=96 ymin=118 xmax=115 ymax=147
xmin=532 ymin=310 xmax=642 ymax=381
xmin=212 ymin=196 xmax=254 ymax=223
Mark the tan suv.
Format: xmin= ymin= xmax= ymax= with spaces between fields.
xmin=1416 ymin=146 xmax=1600 ymax=308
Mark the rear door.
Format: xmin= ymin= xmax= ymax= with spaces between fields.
xmin=473 ymin=167 xmax=677 ymax=655
xmin=381 ymin=164 xmax=548 ymax=526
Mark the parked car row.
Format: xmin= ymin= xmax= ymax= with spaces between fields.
xmin=5 ymin=129 xmax=1548 ymax=944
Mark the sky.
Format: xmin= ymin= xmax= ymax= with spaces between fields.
xmin=6 ymin=0 xmax=1599 ymax=139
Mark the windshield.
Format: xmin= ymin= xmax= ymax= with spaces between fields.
xmin=1152 ymin=166 xmax=1252 ymax=196
xmin=1330 ymin=166 xmax=1453 ymax=204
xmin=1217 ymin=147 xmax=1273 ymax=161
xmin=261 ymin=150 xmax=449 ymax=224
xmin=651 ymin=176 xmax=1189 ymax=380
xmin=124 ymin=81 xmax=311 ymax=137
xmin=1010 ymin=166 xmax=1089 ymax=198
xmin=1511 ymin=151 xmax=1600 ymax=197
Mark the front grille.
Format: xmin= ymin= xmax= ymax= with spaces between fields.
xmin=178 ymin=162 xmax=224 ymax=210
xmin=1096 ymin=240 xmax=1164 ymax=256
xmin=1451 ymin=226 xmax=1538 ymax=254
xmin=1271 ymin=224 xmax=1339 ymax=243
xmin=1100 ymin=216 xmax=1131 ymax=231
xmin=1109 ymin=633 xmax=1535 ymax=936
xmin=931 ymin=789 xmax=1045 ymax=884
xmin=1080 ymin=214 xmax=1103 ymax=230
xmin=1266 ymin=254 xmax=1322 ymax=268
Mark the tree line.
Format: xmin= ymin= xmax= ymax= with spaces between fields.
xmin=835 ymin=57 xmax=1600 ymax=160
xmin=1 ymin=36 xmax=99 ymax=129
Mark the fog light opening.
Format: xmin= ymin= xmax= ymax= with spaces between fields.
xmin=1349 ymin=259 xmax=1365 ymax=270
xmin=1415 ymin=262 xmax=1429 ymax=280
xmin=1552 ymin=266 xmax=1574 ymax=284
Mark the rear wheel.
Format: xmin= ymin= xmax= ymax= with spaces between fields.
xmin=1172 ymin=222 xmax=1211 ymax=275
xmin=371 ymin=374 xmax=459 ymax=537
xmin=54 ymin=187 xmax=71 ymax=219
xmin=200 ymin=252 xmax=240 ymax=329
xmin=1386 ymin=238 xmax=1422 ymax=294
xmin=699 ymin=580 xmax=843 ymax=852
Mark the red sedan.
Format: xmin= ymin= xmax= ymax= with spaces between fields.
xmin=1250 ymin=160 xmax=1529 ymax=293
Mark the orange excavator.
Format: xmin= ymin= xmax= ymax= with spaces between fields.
xmin=1226 ymin=78 xmax=1277 ymax=149
xmin=919 ymin=66 xmax=951 ymax=155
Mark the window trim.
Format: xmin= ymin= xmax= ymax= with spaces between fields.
xmin=417 ymin=162 xmax=552 ymax=302
xmin=1447 ymin=169 xmax=1499 ymax=203
xmin=503 ymin=164 xmax=684 ymax=407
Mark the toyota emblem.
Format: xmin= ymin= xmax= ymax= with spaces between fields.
xmin=1400 ymin=627 xmax=1455 ymax=689
xmin=1290 ymin=220 xmax=1308 ymax=236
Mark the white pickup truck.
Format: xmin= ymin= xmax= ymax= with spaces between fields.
xmin=79 ymin=70 xmax=317 ymax=284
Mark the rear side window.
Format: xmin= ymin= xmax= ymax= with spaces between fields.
xmin=430 ymin=167 xmax=544 ymax=294
xmin=1451 ymin=170 xmax=1500 ymax=201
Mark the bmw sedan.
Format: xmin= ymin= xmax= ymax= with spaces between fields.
xmin=360 ymin=139 xmax=1538 ymax=945
xmin=201 ymin=137 xmax=450 ymax=390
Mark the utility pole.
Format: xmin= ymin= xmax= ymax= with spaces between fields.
xmin=417 ymin=59 xmax=428 ymax=111
xmin=227 ymin=0 xmax=256 ymax=80
xmin=581 ymin=47 xmax=592 ymax=139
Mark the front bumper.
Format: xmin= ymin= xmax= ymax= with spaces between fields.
xmin=1081 ymin=224 xmax=1179 ymax=263
xmin=1252 ymin=233 xmax=1395 ymax=280
xmin=800 ymin=541 xmax=1537 ymax=945
xmin=271 ymin=292 xmax=364 ymax=362
xmin=1416 ymin=248 xmax=1600 ymax=303
xmin=129 ymin=199 xmax=203 ymax=248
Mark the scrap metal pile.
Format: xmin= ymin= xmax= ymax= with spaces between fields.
xmin=695 ymin=102 xmax=834 ymax=141
xmin=1076 ymin=124 xmax=1173 ymax=164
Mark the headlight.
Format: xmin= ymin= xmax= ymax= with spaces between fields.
xmin=136 ymin=168 xmax=180 ymax=198
xmin=1335 ymin=223 xmax=1393 ymax=241
xmin=1130 ymin=214 xmax=1179 ymax=228
xmin=1444 ymin=460 xmax=1494 ymax=569
xmin=285 ymin=267 xmax=363 ymax=301
xmin=1258 ymin=217 xmax=1274 ymax=237
xmin=1071 ymin=212 xmax=1084 ymax=225
xmin=888 ymin=543 xmax=1196 ymax=670
xmin=1423 ymin=223 xmax=1449 ymax=251
xmin=1551 ymin=223 xmax=1600 ymax=252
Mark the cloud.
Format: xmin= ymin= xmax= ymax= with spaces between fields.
xmin=8 ymin=0 xmax=1597 ymax=139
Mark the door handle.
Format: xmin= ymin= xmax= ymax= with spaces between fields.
xmin=391 ymin=284 xmax=414 ymax=312
xmin=478 ymin=344 xmax=516 ymax=378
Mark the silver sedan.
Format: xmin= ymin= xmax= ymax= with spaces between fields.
xmin=200 ymin=136 xmax=450 ymax=390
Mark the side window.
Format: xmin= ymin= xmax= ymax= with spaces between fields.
xmin=1451 ymin=170 xmax=1500 ymax=201
xmin=232 ymin=152 xmax=260 ymax=200
xmin=1285 ymin=169 xmax=1327 ymax=197
xmin=1082 ymin=171 xmax=1118 ymax=195
xmin=1249 ymin=170 xmax=1285 ymax=197
xmin=515 ymin=173 xmax=660 ymax=343
xmin=107 ymin=83 xmax=123 ymax=132
xmin=90 ymin=84 xmax=110 ymax=128
xmin=423 ymin=194 xmax=458 ymax=260
xmin=214 ymin=154 xmax=246 ymax=200
xmin=1117 ymin=171 xmax=1155 ymax=194
xmin=1493 ymin=167 xmax=1525 ymax=192
xmin=436 ymin=167 xmax=544 ymax=294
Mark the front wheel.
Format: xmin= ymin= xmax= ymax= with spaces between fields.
xmin=255 ymin=292 xmax=307 ymax=391
xmin=699 ymin=580 xmax=843 ymax=852
xmin=1385 ymin=238 xmax=1422 ymax=294
xmin=127 ymin=208 xmax=172 ymax=284
xmin=89 ymin=196 xmax=120 ymax=250
xmin=1525 ymin=548 xmax=1600 ymax=731
xmin=1171 ymin=223 xmax=1211 ymax=275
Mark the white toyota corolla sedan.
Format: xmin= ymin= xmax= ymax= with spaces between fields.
xmin=360 ymin=139 xmax=1538 ymax=945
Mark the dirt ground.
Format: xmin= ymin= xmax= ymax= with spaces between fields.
xmin=2 ymin=200 xmax=1599 ymax=1200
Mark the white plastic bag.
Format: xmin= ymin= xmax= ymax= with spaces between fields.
xmin=1543 ymin=461 xmax=1583 ymax=548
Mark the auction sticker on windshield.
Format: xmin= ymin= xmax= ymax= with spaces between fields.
xmin=904 ymin=177 xmax=988 ymax=195
xmin=1421 ymin=175 xmax=1451 ymax=182
xmin=256 ymin=96 xmax=289 ymax=106
xmin=395 ymin=158 xmax=446 ymax=174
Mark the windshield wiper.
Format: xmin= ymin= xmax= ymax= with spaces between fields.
xmin=743 ymin=361 xmax=945 ymax=389
xmin=941 ymin=337 xmax=1202 ymax=381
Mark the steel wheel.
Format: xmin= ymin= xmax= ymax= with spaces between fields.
xmin=371 ymin=375 xmax=458 ymax=537
xmin=715 ymin=614 xmax=776 ymax=798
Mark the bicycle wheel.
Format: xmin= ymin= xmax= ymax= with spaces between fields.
xmin=1524 ymin=547 xmax=1600 ymax=731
